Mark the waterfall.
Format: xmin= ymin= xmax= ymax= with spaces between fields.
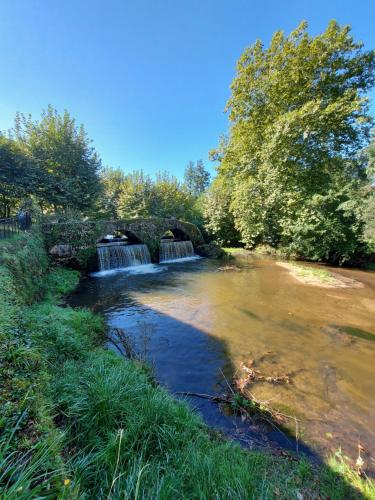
xmin=160 ymin=240 xmax=196 ymax=262
xmin=97 ymin=243 xmax=151 ymax=271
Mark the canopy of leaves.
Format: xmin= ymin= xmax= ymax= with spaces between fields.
xmin=11 ymin=106 xmax=102 ymax=213
xmin=210 ymin=20 xmax=375 ymax=262
xmin=184 ymin=160 xmax=211 ymax=197
xmin=362 ymin=137 xmax=375 ymax=246
xmin=100 ymin=169 xmax=201 ymax=224
xmin=0 ymin=135 xmax=41 ymax=217
xmin=203 ymin=178 xmax=240 ymax=246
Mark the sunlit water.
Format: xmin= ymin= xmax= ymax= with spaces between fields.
xmin=70 ymin=255 xmax=375 ymax=467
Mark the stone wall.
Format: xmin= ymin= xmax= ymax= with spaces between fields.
xmin=41 ymin=217 xmax=205 ymax=268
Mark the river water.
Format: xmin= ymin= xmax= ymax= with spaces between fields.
xmin=70 ymin=254 xmax=375 ymax=469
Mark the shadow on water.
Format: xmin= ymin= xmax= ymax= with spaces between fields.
xmin=71 ymin=271 xmax=315 ymax=460
xmin=67 ymin=260 xmax=375 ymax=494
xmin=331 ymin=325 xmax=375 ymax=343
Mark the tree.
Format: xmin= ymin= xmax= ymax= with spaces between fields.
xmin=213 ymin=20 xmax=375 ymax=262
xmin=12 ymin=106 xmax=102 ymax=213
xmin=151 ymin=171 xmax=195 ymax=220
xmin=98 ymin=167 xmax=126 ymax=219
xmin=117 ymin=171 xmax=153 ymax=219
xmin=362 ymin=136 xmax=375 ymax=246
xmin=362 ymin=192 xmax=375 ymax=247
xmin=184 ymin=160 xmax=211 ymax=197
xmin=117 ymin=170 xmax=197 ymax=221
xmin=0 ymin=135 xmax=40 ymax=217
xmin=203 ymin=178 xmax=241 ymax=246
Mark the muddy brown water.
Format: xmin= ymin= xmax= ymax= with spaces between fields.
xmin=70 ymin=255 xmax=375 ymax=469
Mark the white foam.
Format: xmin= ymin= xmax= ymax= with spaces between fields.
xmin=91 ymin=264 xmax=166 ymax=278
xmin=159 ymin=255 xmax=202 ymax=264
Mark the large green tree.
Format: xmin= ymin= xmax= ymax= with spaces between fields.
xmin=211 ymin=21 xmax=375 ymax=262
xmin=12 ymin=106 xmax=102 ymax=212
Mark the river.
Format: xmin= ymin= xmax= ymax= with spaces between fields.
xmin=69 ymin=254 xmax=375 ymax=470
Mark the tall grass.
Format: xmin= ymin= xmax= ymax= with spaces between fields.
xmin=53 ymin=351 xmax=371 ymax=499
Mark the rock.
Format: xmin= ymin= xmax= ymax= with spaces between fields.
xmin=49 ymin=244 xmax=73 ymax=257
xmin=196 ymin=243 xmax=225 ymax=259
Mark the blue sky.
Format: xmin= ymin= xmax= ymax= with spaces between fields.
xmin=1 ymin=0 xmax=374 ymax=179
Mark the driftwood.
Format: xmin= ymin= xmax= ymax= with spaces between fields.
xmin=175 ymin=392 xmax=230 ymax=403
xmin=107 ymin=327 xmax=136 ymax=359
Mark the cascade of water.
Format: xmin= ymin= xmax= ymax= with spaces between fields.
xmin=160 ymin=240 xmax=195 ymax=262
xmin=97 ymin=243 xmax=151 ymax=271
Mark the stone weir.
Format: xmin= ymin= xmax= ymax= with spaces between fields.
xmin=97 ymin=241 xmax=151 ymax=271
xmin=42 ymin=217 xmax=221 ymax=269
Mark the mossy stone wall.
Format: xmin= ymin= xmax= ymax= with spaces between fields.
xmin=41 ymin=217 xmax=205 ymax=267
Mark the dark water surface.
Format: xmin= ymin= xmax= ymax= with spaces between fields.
xmin=70 ymin=255 xmax=375 ymax=467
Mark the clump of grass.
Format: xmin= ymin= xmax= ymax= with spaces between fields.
xmin=45 ymin=267 xmax=80 ymax=299
xmin=291 ymin=263 xmax=334 ymax=282
xmin=0 ymin=231 xmax=49 ymax=304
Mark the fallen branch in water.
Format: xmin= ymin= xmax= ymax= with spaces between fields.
xmin=175 ymin=391 xmax=230 ymax=403
xmin=107 ymin=327 xmax=136 ymax=359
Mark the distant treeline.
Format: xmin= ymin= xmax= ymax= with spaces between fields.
xmin=1 ymin=20 xmax=375 ymax=264
xmin=0 ymin=106 xmax=211 ymax=229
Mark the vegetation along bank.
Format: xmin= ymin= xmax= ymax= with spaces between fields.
xmin=0 ymin=231 xmax=374 ymax=498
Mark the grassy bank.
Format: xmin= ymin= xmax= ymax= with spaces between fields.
xmin=1 ymin=232 xmax=374 ymax=498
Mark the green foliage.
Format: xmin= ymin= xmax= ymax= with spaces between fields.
xmin=363 ymin=191 xmax=375 ymax=245
xmin=115 ymin=170 xmax=198 ymax=222
xmin=0 ymin=136 xmax=40 ymax=217
xmin=96 ymin=167 xmax=127 ymax=219
xmin=362 ymin=137 xmax=375 ymax=247
xmin=117 ymin=170 xmax=153 ymax=218
xmin=149 ymin=171 xmax=196 ymax=220
xmin=183 ymin=159 xmax=211 ymax=196
xmin=210 ymin=21 xmax=375 ymax=262
xmin=284 ymin=189 xmax=366 ymax=263
xmin=25 ymin=303 xmax=104 ymax=369
xmin=45 ymin=267 xmax=80 ymax=297
xmin=10 ymin=106 xmax=102 ymax=213
xmin=42 ymin=219 xmax=105 ymax=267
xmin=0 ymin=231 xmax=49 ymax=304
xmin=203 ymin=177 xmax=241 ymax=246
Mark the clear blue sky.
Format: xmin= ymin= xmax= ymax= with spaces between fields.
xmin=1 ymin=0 xmax=374 ymax=179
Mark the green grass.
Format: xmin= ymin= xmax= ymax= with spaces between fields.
xmin=45 ymin=267 xmax=80 ymax=299
xmin=1 ymin=231 xmax=374 ymax=499
xmin=278 ymin=261 xmax=339 ymax=284
xmin=290 ymin=263 xmax=335 ymax=282
xmin=53 ymin=350 xmax=372 ymax=499
xmin=222 ymin=247 xmax=247 ymax=253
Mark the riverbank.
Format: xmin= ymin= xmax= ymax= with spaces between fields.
xmin=223 ymin=246 xmax=372 ymax=288
xmin=276 ymin=261 xmax=365 ymax=288
xmin=1 ymin=232 xmax=374 ymax=498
